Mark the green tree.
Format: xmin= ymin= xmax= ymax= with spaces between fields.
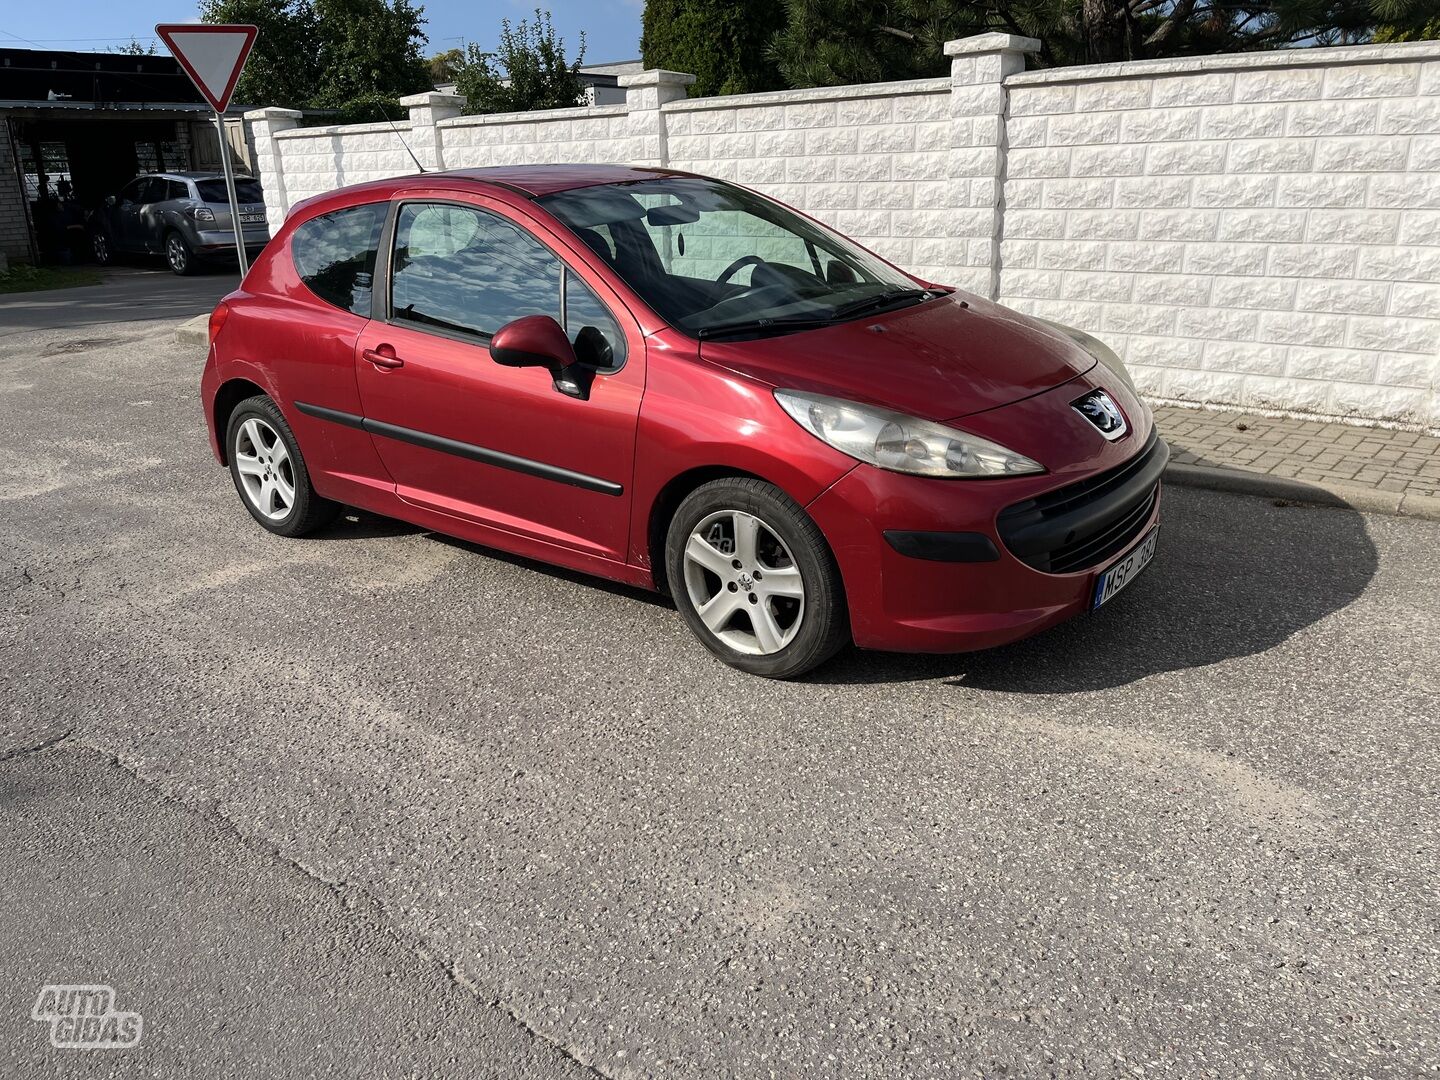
xmin=199 ymin=0 xmax=430 ymax=117
xmin=198 ymin=0 xmax=319 ymax=108
xmin=640 ymin=0 xmax=787 ymax=96
xmin=1373 ymin=0 xmax=1440 ymax=40
xmin=109 ymin=38 xmax=158 ymax=55
xmin=453 ymin=9 xmax=587 ymax=114
xmin=309 ymin=0 xmax=432 ymax=112
xmin=765 ymin=0 xmax=1411 ymax=83
xmin=430 ymin=47 xmax=465 ymax=84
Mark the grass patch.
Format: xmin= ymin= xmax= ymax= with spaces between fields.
xmin=0 ymin=265 xmax=103 ymax=294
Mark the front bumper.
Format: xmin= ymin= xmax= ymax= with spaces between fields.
xmin=807 ymin=429 xmax=1167 ymax=654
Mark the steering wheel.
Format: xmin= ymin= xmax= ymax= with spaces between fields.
xmin=716 ymin=255 xmax=766 ymax=286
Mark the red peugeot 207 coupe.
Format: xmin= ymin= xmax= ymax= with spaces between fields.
xmin=201 ymin=165 xmax=1166 ymax=678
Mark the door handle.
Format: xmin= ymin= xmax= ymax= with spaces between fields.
xmin=363 ymin=345 xmax=403 ymax=370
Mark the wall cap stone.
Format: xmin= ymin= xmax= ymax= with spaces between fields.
xmin=944 ymin=33 xmax=1042 ymax=57
xmin=400 ymin=92 xmax=465 ymax=108
xmin=1009 ymin=39 xmax=1440 ymax=86
xmin=662 ymin=77 xmax=949 ymax=112
xmin=437 ymin=104 xmax=629 ymax=128
xmin=619 ymin=69 xmax=697 ymax=89
xmin=275 ymin=121 xmax=412 ymax=138
xmin=243 ymin=107 xmax=303 ymax=121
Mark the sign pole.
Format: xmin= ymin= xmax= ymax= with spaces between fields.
xmin=155 ymin=22 xmax=258 ymax=280
xmin=213 ymin=111 xmax=249 ymax=277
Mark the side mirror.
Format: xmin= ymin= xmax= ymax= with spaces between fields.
xmin=489 ymin=315 xmax=591 ymax=400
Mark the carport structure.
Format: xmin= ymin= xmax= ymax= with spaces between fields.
xmin=0 ymin=47 xmax=254 ymax=265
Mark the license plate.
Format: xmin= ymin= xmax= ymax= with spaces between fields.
xmin=1092 ymin=526 xmax=1158 ymax=610
xmin=240 ymin=213 xmax=265 ymax=224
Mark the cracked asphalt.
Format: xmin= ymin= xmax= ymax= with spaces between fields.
xmin=1 ymin=313 xmax=1437 ymax=1078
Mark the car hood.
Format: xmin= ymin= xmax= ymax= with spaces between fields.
xmin=696 ymin=292 xmax=1095 ymax=421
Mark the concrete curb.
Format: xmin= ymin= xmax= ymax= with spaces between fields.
xmin=1165 ymin=462 xmax=1440 ymax=522
xmin=175 ymin=314 xmax=209 ymax=347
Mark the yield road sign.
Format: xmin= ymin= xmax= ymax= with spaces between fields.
xmin=155 ymin=23 xmax=257 ymax=114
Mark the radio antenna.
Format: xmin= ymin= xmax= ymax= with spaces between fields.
xmin=378 ymin=102 xmax=426 ymax=173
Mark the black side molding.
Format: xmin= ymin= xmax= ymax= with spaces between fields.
xmin=884 ymin=530 xmax=1000 ymax=563
xmin=293 ymin=401 xmax=623 ymax=497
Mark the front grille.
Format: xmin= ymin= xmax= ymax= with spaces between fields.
xmin=997 ymin=430 xmax=1166 ymax=575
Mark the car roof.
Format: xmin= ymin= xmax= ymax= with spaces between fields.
xmin=137 ymin=171 xmax=258 ymax=184
xmin=434 ymin=164 xmax=693 ymax=197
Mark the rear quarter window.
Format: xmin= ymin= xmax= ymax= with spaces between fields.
xmin=291 ymin=203 xmax=386 ymax=316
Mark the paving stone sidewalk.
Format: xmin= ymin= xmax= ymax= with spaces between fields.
xmin=1156 ymin=404 xmax=1440 ymax=501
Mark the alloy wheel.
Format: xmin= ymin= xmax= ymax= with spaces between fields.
xmin=166 ymin=234 xmax=189 ymax=273
xmin=682 ymin=509 xmax=805 ymax=655
xmin=233 ymin=417 xmax=295 ymax=521
xmin=92 ymin=233 xmax=109 ymax=264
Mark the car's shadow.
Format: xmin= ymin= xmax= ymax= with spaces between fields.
xmin=315 ymin=477 xmax=1379 ymax=694
xmin=814 ymin=482 xmax=1378 ymax=692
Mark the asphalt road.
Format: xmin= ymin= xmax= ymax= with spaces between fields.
xmin=0 ymin=266 xmax=233 ymax=335
xmin=2 ymin=318 xmax=1436 ymax=1078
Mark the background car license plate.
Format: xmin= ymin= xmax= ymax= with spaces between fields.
xmin=241 ymin=213 xmax=265 ymax=224
xmin=1092 ymin=527 xmax=1158 ymax=610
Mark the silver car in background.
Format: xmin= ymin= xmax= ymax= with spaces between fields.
xmin=90 ymin=171 xmax=270 ymax=275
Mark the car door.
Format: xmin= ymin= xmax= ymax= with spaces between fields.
xmin=111 ymin=178 xmax=148 ymax=250
xmin=352 ymin=193 xmax=645 ymax=565
xmin=132 ymin=177 xmax=170 ymax=253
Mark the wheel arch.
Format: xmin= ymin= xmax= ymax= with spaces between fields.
xmin=646 ymin=466 xmax=775 ymax=595
xmin=212 ymin=377 xmax=269 ymax=465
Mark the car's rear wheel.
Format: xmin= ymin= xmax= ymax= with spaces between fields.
xmin=92 ymin=232 xmax=112 ymax=266
xmin=225 ymin=395 xmax=341 ymax=537
xmin=165 ymin=230 xmax=194 ymax=276
xmin=666 ymin=478 xmax=849 ymax=679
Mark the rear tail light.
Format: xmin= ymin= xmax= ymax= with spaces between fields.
xmin=208 ymin=302 xmax=231 ymax=346
xmin=188 ymin=206 xmax=216 ymax=222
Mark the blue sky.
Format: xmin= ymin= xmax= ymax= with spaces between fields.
xmin=0 ymin=0 xmax=645 ymax=65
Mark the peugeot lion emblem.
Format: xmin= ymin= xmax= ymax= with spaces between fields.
xmin=1072 ymin=389 xmax=1128 ymax=441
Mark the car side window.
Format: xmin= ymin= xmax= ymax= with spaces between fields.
xmin=564 ymin=271 xmax=626 ymax=369
xmin=166 ymin=180 xmax=189 ymax=201
xmin=136 ymin=178 xmax=166 ymax=204
xmin=291 ymin=202 xmax=386 ymax=317
xmin=391 ymin=202 xmax=560 ymax=339
xmin=118 ymin=179 xmax=146 ymax=205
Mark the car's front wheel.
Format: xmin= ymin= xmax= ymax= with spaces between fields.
xmin=666 ymin=478 xmax=849 ymax=679
xmin=225 ymin=395 xmax=340 ymax=537
xmin=165 ymin=230 xmax=194 ymax=276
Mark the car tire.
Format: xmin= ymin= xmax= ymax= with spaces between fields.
xmin=225 ymin=395 xmax=341 ymax=537
xmin=92 ymin=231 xmax=112 ymax=266
xmin=666 ymin=477 xmax=849 ymax=679
xmin=165 ymin=230 xmax=194 ymax=276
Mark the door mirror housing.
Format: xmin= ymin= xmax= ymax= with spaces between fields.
xmin=490 ymin=315 xmax=591 ymax=399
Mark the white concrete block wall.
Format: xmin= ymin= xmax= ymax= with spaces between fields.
xmin=274 ymin=122 xmax=427 ymax=204
xmin=439 ymin=105 xmax=637 ymax=169
xmin=246 ymin=38 xmax=1440 ymax=428
xmin=663 ymin=80 xmax=955 ymax=283
xmin=999 ymin=43 xmax=1440 ymax=428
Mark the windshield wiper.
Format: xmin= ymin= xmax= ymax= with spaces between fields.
xmin=696 ymin=315 xmax=835 ymax=340
xmin=828 ymin=287 xmax=933 ymax=322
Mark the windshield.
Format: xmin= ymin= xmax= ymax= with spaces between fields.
xmin=195 ymin=178 xmax=263 ymax=204
xmin=537 ymin=177 xmax=929 ymax=338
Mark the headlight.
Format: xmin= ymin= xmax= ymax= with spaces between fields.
xmin=773 ymin=390 xmax=1044 ymax=479
xmin=1035 ymin=318 xmax=1136 ymax=395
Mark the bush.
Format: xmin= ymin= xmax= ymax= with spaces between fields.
xmin=454 ymin=9 xmax=587 ymax=114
